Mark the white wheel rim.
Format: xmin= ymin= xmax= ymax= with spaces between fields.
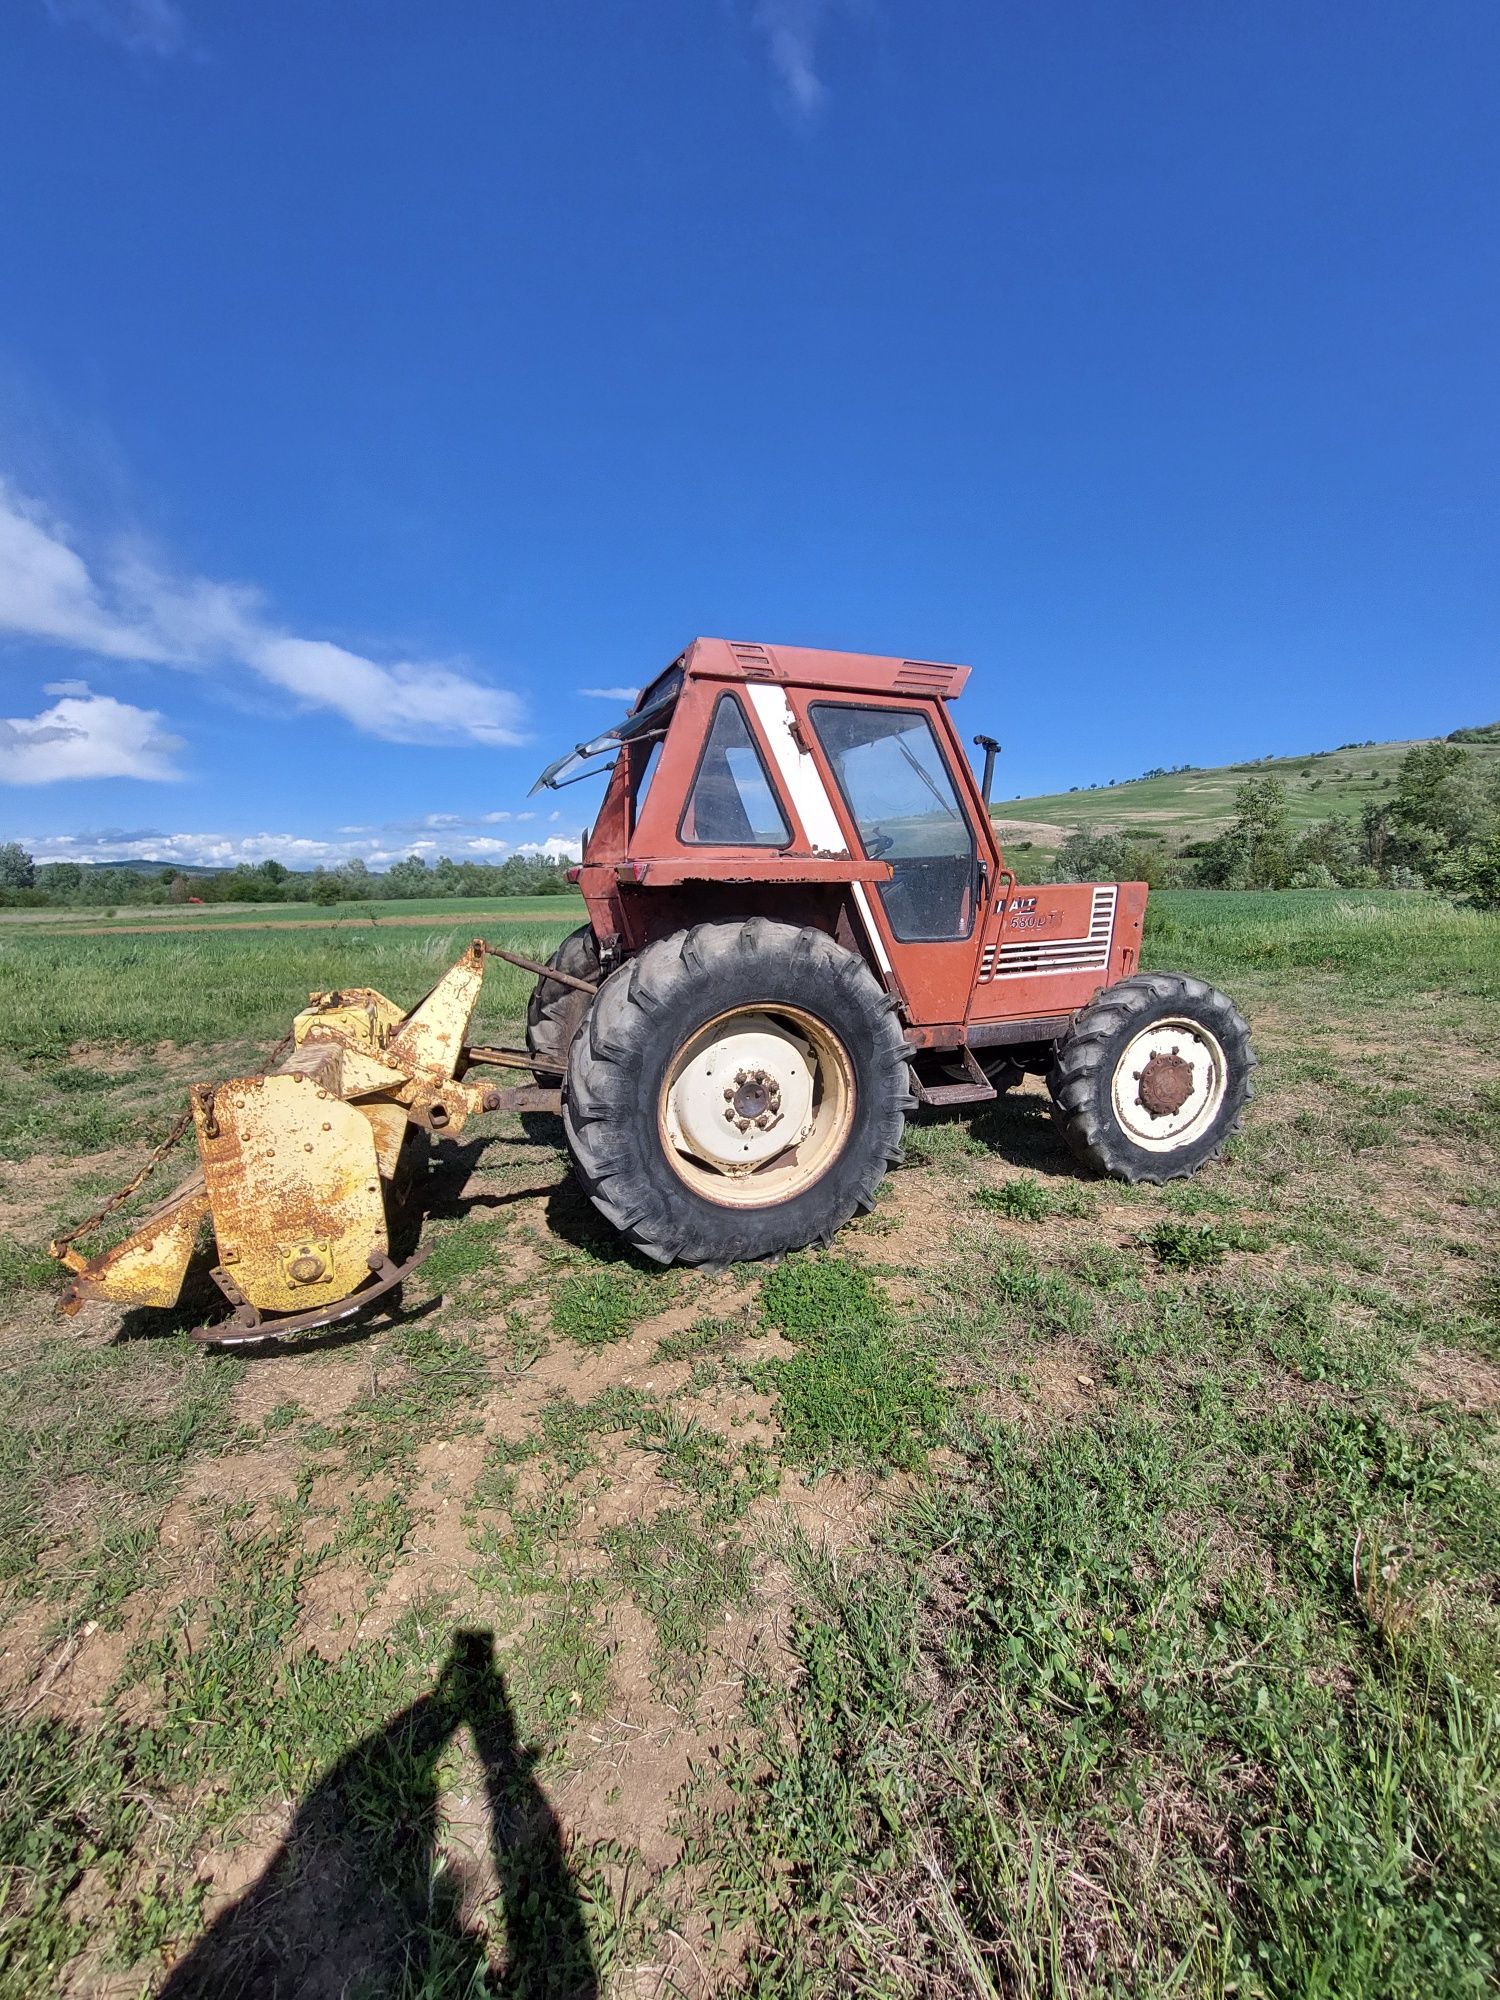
xmin=1110 ymin=1017 xmax=1228 ymax=1151
xmin=660 ymin=1005 xmax=855 ymax=1207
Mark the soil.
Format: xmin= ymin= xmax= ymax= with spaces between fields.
xmin=1407 ymin=1345 xmax=1500 ymax=1415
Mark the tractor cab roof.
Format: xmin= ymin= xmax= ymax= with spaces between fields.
xmin=530 ymin=639 xmax=971 ymax=793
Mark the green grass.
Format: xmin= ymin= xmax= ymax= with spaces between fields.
xmin=1141 ymin=1216 xmax=1264 ymax=1269
xmin=758 ymin=1258 xmax=947 ymax=1475
xmin=0 ymin=919 xmax=577 ymax=1057
xmin=0 ymin=1331 xmax=242 ymax=1616
xmin=992 ymin=730 xmax=1500 ymax=853
xmin=551 ymin=1264 xmax=663 ymax=1346
xmin=694 ymin=1394 xmax=1500 ymax=1997
xmin=974 ymin=1172 xmax=1092 ymax=1222
xmin=1 ymin=887 xmax=1496 ymax=1994
xmin=1144 ymin=887 xmax=1500 ymax=997
xmin=604 ymin=1507 xmax=754 ymax=1695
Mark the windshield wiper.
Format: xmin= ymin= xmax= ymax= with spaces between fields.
xmin=896 ymin=736 xmax=960 ymax=820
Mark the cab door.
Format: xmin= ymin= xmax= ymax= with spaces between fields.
xmin=793 ymin=693 xmax=992 ymax=1028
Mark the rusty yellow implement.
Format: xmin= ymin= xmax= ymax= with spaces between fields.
xmin=51 ymin=941 xmax=568 ymax=1345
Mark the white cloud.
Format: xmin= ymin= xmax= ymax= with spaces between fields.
xmin=517 ymin=835 xmax=583 ymax=862
xmin=42 ymin=0 xmax=185 ymax=57
xmin=578 ymin=685 xmax=640 ymax=702
xmin=0 ymin=692 xmax=183 ymax=784
xmin=42 ymin=677 xmax=92 ymax=696
xmin=24 ymin=822 xmax=585 ymax=868
xmin=0 ymin=478 xmax=527 ymax=749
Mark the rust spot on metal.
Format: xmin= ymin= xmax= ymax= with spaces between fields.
xmin=1136 ymin=1049 xmax=1195 ymax=1118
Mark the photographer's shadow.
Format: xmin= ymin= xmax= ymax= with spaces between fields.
xmin=159 ymin=1629 xmax=597 ymax=1999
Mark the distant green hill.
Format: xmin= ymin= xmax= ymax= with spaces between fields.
xmin=991 ymin=725 xmax=1500 ymax=858
xmin=63 ymin=858 xmax=235 ymax=879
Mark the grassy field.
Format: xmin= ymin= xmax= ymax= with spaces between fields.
xmin=0 ymin=916 xmax=581 ymax=1059
xmin=0 ymin=892 xmax=588 ymax=932
xmin=992 ymin=733 xmax=1500 ymax=855
xmin=0 ymin=892 xmax=1496 ymax=1996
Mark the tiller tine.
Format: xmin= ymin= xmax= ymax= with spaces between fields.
xmin=52 ymin=939 xmax=567 ymax=1345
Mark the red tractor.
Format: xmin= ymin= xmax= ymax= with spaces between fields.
xmin=528 ymin=638 xmax=1255 ymax=1267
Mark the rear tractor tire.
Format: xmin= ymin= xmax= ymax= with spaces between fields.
xmin=1047 ymin=972 xmax=1255 ymax=1184
xmin=563 ymin=919 xmax=915 ymax=1265
xmin=525 ymin=924 xmax=602 ymax=1084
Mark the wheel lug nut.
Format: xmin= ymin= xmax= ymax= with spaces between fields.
xmin=723 ymin=1086 xmax=735 ymax=1100
xmin=724 ymin=1107 xmax=736 ymax=1122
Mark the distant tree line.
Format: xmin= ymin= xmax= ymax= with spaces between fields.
xmin=0 ymin=848 xmax=578 ymax=909
xmin=1050 ymin=736 xmax=1500 ymax=908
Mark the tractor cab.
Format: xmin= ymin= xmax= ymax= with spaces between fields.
xmin=531 ymin=637 xmax=1144 ymax=1045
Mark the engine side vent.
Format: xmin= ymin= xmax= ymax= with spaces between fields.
xmin=980 ymin=886 xmax=1118 ymax=983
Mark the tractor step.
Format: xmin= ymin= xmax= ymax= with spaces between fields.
xmin=915 ymin=1078 xmax=998 ymax=1107
xmin=912 ymin=1046 xmax=998 ymax=1108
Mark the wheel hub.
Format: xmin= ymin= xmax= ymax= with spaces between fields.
xmin=664 ymin=1015 xmax=817 ymax=1174
xmin=1110 ymin=1017 xmax=1229 ymax=1151
xmin=1136 ymin=1048 xmax=1195 ymax=1118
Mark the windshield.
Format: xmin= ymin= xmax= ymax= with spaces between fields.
xmin=529 ymin=664 xmax=684 ymax=793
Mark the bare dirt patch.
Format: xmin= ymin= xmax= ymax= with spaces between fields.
xmin=978 ymin=1339 xmax=1111 ymax=1424
xmin=1407 ymin=1345 xmax=1500 ymax=1414
xmin=1 ymin=1144 xmax=146 ymax=1236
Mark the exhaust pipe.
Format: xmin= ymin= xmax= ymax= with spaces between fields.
xmin=973 ymin=734 xmax=1001 ymax=807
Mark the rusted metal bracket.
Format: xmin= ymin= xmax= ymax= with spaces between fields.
xmin=478 ymin=940 xmax=598 ymax=995
xmin=190 ymin=1245 xmax=435 ymax=1347
xmin=466 ymin=1044 xmax=564 ymax=1075
xmin=476 ymin=1082 xmax=562 ymax=1116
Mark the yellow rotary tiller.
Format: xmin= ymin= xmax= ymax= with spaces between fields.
xmin=51 ymin=941 xmax=574 ymax=1345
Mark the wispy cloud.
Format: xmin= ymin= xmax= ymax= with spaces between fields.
xmin=377 ymin=809 xmax=514 ymax=834
xmin=42 ymin=0 xmax=186 ymax=58
xmin=578 ymin=685 xmax=640 ymax=702
xmin=0 ymin=479 xmax=527 ymax=749
xmin=753 ymin=0 xmax=828 ymax=116
xmin=0 ymin=688 xmax=183 ymax=784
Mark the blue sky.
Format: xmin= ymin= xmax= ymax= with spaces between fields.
xmin=1 ymin=0 xmax=1495 ymax=870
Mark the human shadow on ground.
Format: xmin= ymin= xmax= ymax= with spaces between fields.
xmin=157 ymin=1629 xmax=598 ymax=2000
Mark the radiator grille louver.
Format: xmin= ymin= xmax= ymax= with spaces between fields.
xmin=978 ymin=886 xmax=1117 ymax=982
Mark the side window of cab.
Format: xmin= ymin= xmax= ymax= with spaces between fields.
xmin=680 ymin=694 xmax=792 ymax=846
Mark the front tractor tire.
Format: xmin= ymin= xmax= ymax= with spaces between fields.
xmin=563 ymin=920 xmax=914 ymax=1265
xmin=1047 ymin=972 xmax=1255 ymax=1184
